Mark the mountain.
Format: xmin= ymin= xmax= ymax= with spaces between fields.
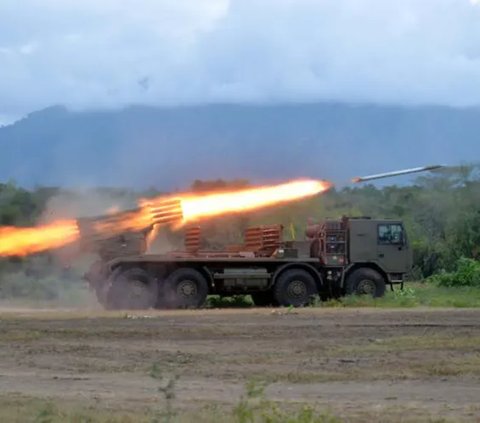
xmin=0 ymin=103 xmax=479 ymax=189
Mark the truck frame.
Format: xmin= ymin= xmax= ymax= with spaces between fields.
xmin=85 ymin=216 xmax=412 ymax=309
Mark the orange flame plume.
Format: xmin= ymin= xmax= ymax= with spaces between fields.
xmin=0 ymin=220 xmax=80 ymax=257
xmin=178 ymin=179 xmax=331 ymax=224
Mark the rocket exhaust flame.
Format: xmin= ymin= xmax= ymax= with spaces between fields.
xmin=0 ymin=179 xmax=331 ymax=257
xmin=0 ymin=220 xmax=80 ymax=257
xmin=178 ymin=179 xmax=331 ymax=224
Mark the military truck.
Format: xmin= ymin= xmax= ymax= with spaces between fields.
xmin=84 ymin=216 xmax=412 ymax=309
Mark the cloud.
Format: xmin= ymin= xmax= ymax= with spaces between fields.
xmin=1 ymin=0 xmax=480 ymax=118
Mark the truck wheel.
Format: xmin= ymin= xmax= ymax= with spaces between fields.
xmin=161 ymin=268 xmax=208 ymax=309
xmin=346 ymin=268 xmax=386 ymax=298
xmin=107 ymin=267 xmax=158 ymax=310
xmin=251 ymin=291 xmax=275 ymax=307
xmin=273 ymin=269 xmax=317 ymax=307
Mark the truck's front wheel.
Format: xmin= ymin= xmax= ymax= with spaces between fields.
xmin=107 ymin=267 xmax=158 ymax=310
xmin=273 ymin=269 xmax=317 ymax=307
xmin=346 ymin=268 xmax=386 ymax=298
xmin=161 ymin=268 xmax=208 ymax=309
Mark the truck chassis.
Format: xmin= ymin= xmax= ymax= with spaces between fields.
xmin=85 ymin=218 xmax=411 ymax=309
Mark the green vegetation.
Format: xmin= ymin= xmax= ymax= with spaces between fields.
xmin=0 ymin=381 xmax=343 ymax=423
xmin=428 ymin=257 xmax=480 ymax=287
xmin=205 ymin=282 xmax=480 ymax=309
xmin=325 ymin=283 xmax=480 ymax=308
xmin=207 ymin=295 xmax=254 ymax=308
xmin=230 ymin=380 xmax=341 ymax=423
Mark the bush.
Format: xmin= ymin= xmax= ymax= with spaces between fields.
xmin=206 ymin=295 xmax=253 ymax=308
xmin=428 ymin=257 xmax=480 ymax=287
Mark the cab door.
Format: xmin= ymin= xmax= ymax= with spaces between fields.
xmin=376 ymin=223 xmax=412 ymax=273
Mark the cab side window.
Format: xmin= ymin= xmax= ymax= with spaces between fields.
xmin=378 ymin=224 xmax=404 ymax=245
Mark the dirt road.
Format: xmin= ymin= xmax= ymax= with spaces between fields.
xmin=0 ymin=307 xmax=479 ymax=421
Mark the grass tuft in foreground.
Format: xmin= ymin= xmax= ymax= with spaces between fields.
xmin=208 ymin=282 xmax=480 ymax=309
xmin=323 ymin=282 xmax=480 ymax=308
xmin=1 ymin=383 xmax=343 ymax=423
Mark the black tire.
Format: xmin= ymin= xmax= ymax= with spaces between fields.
xmin=273 ymin=269 xmax=317 ymax=307
xmin=345 ymin=268 xmax=386 ymax=298
xmin=251 ymin=291 xmax=276 ymax=307
xmin=161 ymin=268 xmax=208 ymax=309
xmin=106 ymin=267 xmax=158 ymax=310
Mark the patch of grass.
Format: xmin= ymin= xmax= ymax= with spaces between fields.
xmin=207 ymin=283 xmax=480 ymax=309
xmin=149 ymin=362 xmax=179 ymax=422
xmin=412 ymin=355 xmax=480 ymax=378
xmin=204 ymin=283 xmax=480 ymax=309
xmin=258 ymin=371 xmax=356 ymax=384
xmin=335 ymin=335 xmax=480 ymax=354
xmin=0 ymin=383 xmax=343 ymax=423
xmin=0 ymin=329 xmax=43 ymax=342
xmin=232 ymin=380 xmax=342 ymax=423
xmin=0 ymin=395 xmax=149 ymax=423
xmin=324 ymin=283 xmax=480 ymax=308
xmin=0 ymin=387 xmax=469 ymax=423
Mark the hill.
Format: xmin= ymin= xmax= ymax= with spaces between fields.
xmin=0 ymin=103 xmax=479 ymax=188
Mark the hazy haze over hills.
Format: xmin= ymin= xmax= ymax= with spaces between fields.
xmin=0 ymin=102 xmax=478 ymax=189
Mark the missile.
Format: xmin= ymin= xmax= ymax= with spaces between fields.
xmin=352 ymin=165 xmax=444 ymax=183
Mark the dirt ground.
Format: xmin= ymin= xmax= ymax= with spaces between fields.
xmin=0 ymin=307 xmax=479 ymax=422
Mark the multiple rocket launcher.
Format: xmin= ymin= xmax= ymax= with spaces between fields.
xmin=75 ymin=198 xmax=185 ymax=259
xmin=77 ymin=198 xmax=183 ymax=242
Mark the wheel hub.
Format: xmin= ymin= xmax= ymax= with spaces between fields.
xmin=130 ymin=280 xmax=147 ymax=297
xmin=288 ymin=280 xmax=307 ymax=298
xmin=357 ymin=279 xmax=376 ymax=295
xmin=178 ymin=280 xmax=197 ymax=298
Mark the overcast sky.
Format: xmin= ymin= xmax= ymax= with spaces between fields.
xmin=1 ymin=0 xmax=480 ymax=125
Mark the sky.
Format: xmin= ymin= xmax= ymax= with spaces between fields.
xmin=1 ymin=0 xmax=480 ymax=126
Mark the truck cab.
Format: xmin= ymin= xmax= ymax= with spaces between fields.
xmin=350 ymin=218 xmax=412 ymax=277
xmin=307 ymin=217 xmax=412 ymax=295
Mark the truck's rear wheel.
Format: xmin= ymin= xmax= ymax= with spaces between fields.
xmin=161 ymin=268 xmax=208 ymax=309
xmin=251 ymin=291 xmax=275 ymax=307
xmin=346 ymin=268 xmax=386 ymax=298
xmin=107 ymin=267 xmax=158 ymax=310
xmin=273 ymin=269 xmax=317 ymax=307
